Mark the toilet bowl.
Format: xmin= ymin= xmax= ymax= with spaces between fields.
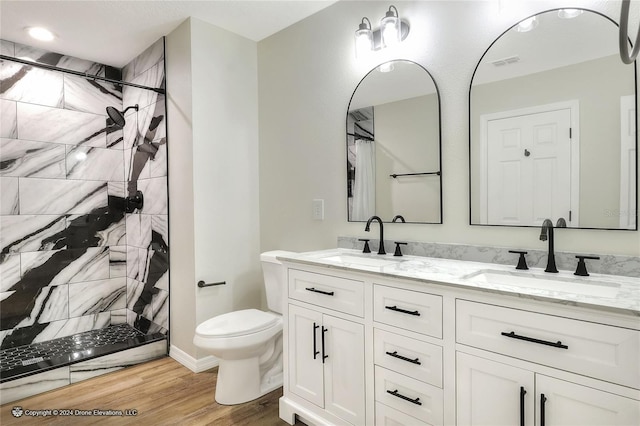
xmin=193 ymin=251 xmax=292 ymax=405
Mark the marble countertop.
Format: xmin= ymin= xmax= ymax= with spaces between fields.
xmin=278 ymin=248 xmax=640 ymax=317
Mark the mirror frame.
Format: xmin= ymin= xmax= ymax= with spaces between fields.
xmin=346 ymin=59 xmax=443 ymax=224
xmin=468 ymin=8 xmax=638 ymax=230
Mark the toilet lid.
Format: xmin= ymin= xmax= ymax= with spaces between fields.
xmin=195 ymin=309 xmax=280 ymax=338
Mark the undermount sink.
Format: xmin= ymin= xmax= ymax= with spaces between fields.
xmin=322 ymin=254 xmax=400 ymax=268
xmin=464 ymin=270 xmax=621 ymax=298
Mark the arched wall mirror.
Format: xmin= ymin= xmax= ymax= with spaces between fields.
xmin=469 ymin=9 xmax=637 ymax=230
xmin=346 ymin=60 xmax=442 ymax=223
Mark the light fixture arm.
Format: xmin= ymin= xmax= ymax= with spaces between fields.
xmin=619 ymin=0 xmax=640 ymax=64
xmin=360 ymin=17 xmax=372 ymax=30
xmin=386 ymin=5 xmax=399 ymax=18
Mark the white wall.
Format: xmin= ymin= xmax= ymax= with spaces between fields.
xmin=258 ymin=0 xmax=640 ymax=257
xmin=167 ymin=18 xmax=261 ymax=361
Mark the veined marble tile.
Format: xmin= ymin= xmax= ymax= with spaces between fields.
xmin=13 ymin=42 xmax=106 ymax=76
xmin=125 ymin=146 xmax=149 ymax=182
xmin=106 ymin=125 xmax=124 ymax=149
xmin=63 ymin=74 xmax=122 ymax=115
xmin=1 ymin=138 xmax=66 ymax=178
xmin=149 ymin=289 xmax=168 ymax=329
xmin=6 ymin=285 xmax=69 ymax=330
xmin=26 ymin=312 xmax=111 ymax=344
xmin=0 ymin=215 xmax=66 ymax=255
xmin=151 ymin=215 xmax=168 ymax=245
xmin=19 ymin=178 xmax=107 ymax=214
xmin=138 ymin=177 xmax=167 ymax=214
xmin=21 ymin=246 xmax=110 ymax=286
xmin=107 ymin=181 xmax=125 ymax=198
xmin=0 ymin=60 xmax=64 ymax=107
xmin=69 ymin=277 xmax=126 ymax=317
xmin=0 ymin=99 xmax=17 ymax=138
xmin=17 ymin=103 xmax=106 ymax=147
xmin=126 ymin=277 xmax=150 ymax=315
xmin=66 ymin=213 xmax=126 ymax=247
xmin=122 ymin=62 xmax=163 ymax=111
xmin=122 ymin=113 xmax=140 ymax=150
xmin=0 ymin=290 xmax=14 ymax=302
xmin=110 ymin=308 xmax=127 ymax=325
xmin=126 ymin=247 xmax=139 ymax=280
xmin=69 ymin=340 xmax=166 ymax=384
xmin=0 ymin=253 xmax=21 ymax=291
xmin=0 ymin=40 xmax=15 ymax=56
xmin=66 ymin=145 xmax=124 ymax=181
xmin=0 ymin=366 xmax=70 ymax=405
xmin=127 ymin=38 xmax=164 ymax=80
xmin=125 ymin=213 xmax=152 ymax=248
xmin=109 ymin=246 xmax=126 ymax=278
xmin=0 ymin=176 xmax=19 ymax=214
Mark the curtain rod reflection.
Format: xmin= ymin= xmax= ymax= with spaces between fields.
xmin=390 ymin=171 xmax=441 ymax=178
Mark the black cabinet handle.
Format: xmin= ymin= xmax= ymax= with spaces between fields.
xmin=305 ymin=287 xmax=334 ymax=296
xmin=386 ymin=389 xmax=422 ymax=406
xmin=385 ymin=305 xmax=421 ymax=316
xmin=385 ymin=350 xmax=421 ymax=365
xmin=520 ymin=386 xmax=527 ymax=426
xmin=313 ymin=323 xmax=320 ymax=360
xmin=540 ymin=393 xmax=547 ymax=426
xmin=501 ymin=331 xmax=568 ymax=349
xmin=321 ymin=326 xmax=328 ymax=363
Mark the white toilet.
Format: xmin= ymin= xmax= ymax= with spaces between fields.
xmin=193 ymin=250 xmax=292 ymax=405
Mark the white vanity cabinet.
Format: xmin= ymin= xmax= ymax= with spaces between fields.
xmin=279 ymin=253 xmax=640 ymax=426
xmin=456 ymin=300 xmax=640 ymax=426
xmin=284 ymin=269 xmax=366 ymax=426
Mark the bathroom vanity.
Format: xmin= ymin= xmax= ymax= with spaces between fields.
xmin=277 ymin=249 xmax=640 ymax=426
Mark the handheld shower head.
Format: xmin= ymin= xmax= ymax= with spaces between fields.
xmin=106 ymin=104 xmax=139 ymax=129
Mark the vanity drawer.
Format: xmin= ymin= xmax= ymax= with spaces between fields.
xmin=374 ymin=285 xmax=442 ymax=338
xmin=288 ymin=269 xmax=364 ymax=317
xmin=375 ymin=402 xmax=431 ymax=426
xmin=374 ymin=328 xmax=443 ymax=387
xmin=456 ymin=300 xmax=640 ymax=389
xmin=375 ymin=366 xmax=443 ymax=426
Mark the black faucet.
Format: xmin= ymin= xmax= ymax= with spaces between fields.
xmin=392 ymin=215 xmax=405 ymax=223
xmin=365 ymin=216 xmax=386 ymax=255
xmin=539 ymin=218 xmax=566 ymax=273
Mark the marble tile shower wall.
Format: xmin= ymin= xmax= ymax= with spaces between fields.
xmin=0 ymin=38 xmax=169 ymax=350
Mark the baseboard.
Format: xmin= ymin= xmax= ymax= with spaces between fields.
xmin=169 ymin=345 xmax=219 ymax=373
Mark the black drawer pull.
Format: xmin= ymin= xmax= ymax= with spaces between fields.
xmin=520 ymin=386 xmax=526 ymax=426
xmin=305 ymin=287 xmax=334 ymax=296
xmin=386 ymin=389 xmax=422 ymax=406
xmin=313 ymin=323 xmax=320 ymax=360
xmin=540 ymin=393 xmax=547 ymax=426
xmin=385 ymin=351 xmax=421 ymax=365
xmin=385 ymin=305 xmax=420 ymax=316
xmin=501 ymin=331 xmax=568 ymax=349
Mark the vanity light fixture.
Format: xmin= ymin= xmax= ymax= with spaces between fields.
xmin=26 ymin=26 xmax=55 ymax=42
xmin=515 ymin=16 xmax=538 ymax=33
xmin=557 ymin=9 xmax=583 ymax=19
xmin=355 ymin=17 xmax=374 ymax=58
xmin=355 ymin=5 xmax=409 ymax=58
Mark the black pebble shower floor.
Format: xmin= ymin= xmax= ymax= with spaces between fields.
xmin=0 ymin=324 xmax=165 ymax=382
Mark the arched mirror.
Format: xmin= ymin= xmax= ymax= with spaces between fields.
xmin=469 ymin=9 xmax=637 ymax=230
xmin=347 ymin=60 xmax=442 ymax=223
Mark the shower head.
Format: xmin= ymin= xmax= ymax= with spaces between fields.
xmin=106 ymin=104 xmax=139 ymax=129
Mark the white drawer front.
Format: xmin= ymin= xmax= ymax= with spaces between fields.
xmin=375 ymin=402 xmax=431 ymax=426
xmin=375 ymin=366 xmax=443 ymax=426
xmin=289 ymin=269 xmax=364 ymax=317
xmin=456 ymin=300 xmax=640 ymax=389
xmin=374 ymin=328 xmax=443 ymax=387
xmin=374 ymin=285 xmax=442 ymax=338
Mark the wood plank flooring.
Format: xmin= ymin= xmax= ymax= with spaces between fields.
xmin=0 ymin=357 xmax=297 ymax=425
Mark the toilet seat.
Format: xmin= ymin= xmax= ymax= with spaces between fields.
xmin=195 ymin=309 xmax=280 ymax=338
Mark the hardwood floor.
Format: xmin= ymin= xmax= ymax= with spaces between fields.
xmin=0 ymin=357 xmax=297 ymax=425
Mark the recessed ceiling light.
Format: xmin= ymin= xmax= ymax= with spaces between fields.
xmin=26 ymin=27 xmax=55 ymax=42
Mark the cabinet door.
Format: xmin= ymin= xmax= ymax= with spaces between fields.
xmin=323 ymin=314 xmax=366 ymax=425
xmin=457 ymin=352 xmax=535 ymax=426
xmin=536 ymin=375 xmax=640 ymax=426
xmin=288 ymin=304 xmax=324 ymax=407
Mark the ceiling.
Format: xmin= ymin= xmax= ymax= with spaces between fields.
xmin=0 ymin=0 xmax=338 ymax=68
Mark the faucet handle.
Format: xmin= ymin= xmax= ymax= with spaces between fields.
xmin=508 ymin=250 xmax=529 ymax=270
xmin=574 ymin=255 xmax=600 ymax=277
xmin=358 ymin=238 xmax=371 ymax=254
xmin=393 ymin=242 xmax=408 ymax=257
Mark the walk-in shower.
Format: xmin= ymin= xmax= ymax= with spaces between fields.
xmin=0 ymin=37 xmax=170 ymax=404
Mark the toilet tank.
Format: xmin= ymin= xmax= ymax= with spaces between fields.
xmin=260 ymin=251 xmax=294 ymax=314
